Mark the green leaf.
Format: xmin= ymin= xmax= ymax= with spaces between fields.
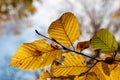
xmin=90 ymin=29 xmax=118 ymax=53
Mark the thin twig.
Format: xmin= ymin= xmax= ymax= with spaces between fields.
xmin=35 ymin=30 xmax=51 ymax=40
xmin=79 ymin=61 xmax=98 ymax=77
xmin=35 ymin=30 xmax=99 ymax=61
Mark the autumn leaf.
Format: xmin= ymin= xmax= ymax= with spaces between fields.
xmin=110 ymin=65 xmax=120 ymax=80
xmin=74 ymin=72 xmax=99 ymax=80
xmin=87 ymin=54 xmax=120 ymax=80
xmin=89 ymin=62 xmax=109 ymax=80
xmin=38 ymin=71 xmax=73 ymax=80
xmin=9 ymin=39 xmax=62 ymax=70
xmin=103 ymin=54 xmax=120 ymax=80
xmin=38 ymin=71 xmax=51 ymax=80
xmin=48 ymin=12 xmax=80 ymax=46
xmin=103 ymin=54 xmax=119 ymax=72
xmin=101 ymin=62 xmax=110 ymax=76
xmin=51 ymin=52 xmax=86 ymax=77
xmin=90 ymin=29 xmax=118 ymax=53
xmin=77 ymin=41 xmax=90 ymax=51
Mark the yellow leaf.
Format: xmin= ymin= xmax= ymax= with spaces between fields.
xmin=38 ymin=71 xmax=51 ymax=80
xmin=51 ymin=52 xmax=86 ymax=77
xmin=90 ymin=29 xmax=118 ymax=53
xmin=9 ymin=39 xmax=62 ymax=70
xmin=38 ymin=71 xmax=72 ymax=80
xmin=89 ymin=62 xmax=109 ymax=80
xmin=74 ymin=72 xmax=99 ymax=80
xmin=90 ymin=58 xmax=120 ymax=80
xmin=110 ymin=65 xmax=120 ymax=80
xmin=77 ymin=41 xmax=90 ymax=51
xmin=48 ymin=12 xmax=80 ymax=46
xmin=102 ymin=54 xmax=119 ymax=72
xmin=102 ymin=54 xmax=120 ymax=80
xmin=101 ymin=62 xmax=110 ymax=76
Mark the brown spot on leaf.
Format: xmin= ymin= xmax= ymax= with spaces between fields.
xmin=19 ymin=63 xmax=22 ymax=65
xmin=102 ymin=62 xmax=110 ymax=76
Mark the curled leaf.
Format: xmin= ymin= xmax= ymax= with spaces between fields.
xmin=77 ymin=41 xmax=90 ymax=51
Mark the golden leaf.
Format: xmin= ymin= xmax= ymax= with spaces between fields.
xmin=102 ymin=54 xmax=120 ymax=80
xmin=48 ymin=12 xmax=80 ymax=46
xmin=38 ymin=71 xmax=51 ymax=80
xmin=101 ymin=62 xmax=110 ymax=76
xmin=75 ymin=72 xmax=99 ymax=80
xmin=51 ymin=52 xmax=86 ymax=77
xmin=9 ymin=39 xmax=62 ymax=70
xmin=102 ymin=54 xmax=119 ymax=72
xmin=89 ymin=58 xmax=119 ymax=80
xmin=110 ymin=65 xmax=120 ymax=80
xmin=39 ymin=71 xmax=73 ymax=80
xmin=77 ymin=41 xmax=90 ymax=51
xmin=90 ymin=62 xmax=109 ymax=80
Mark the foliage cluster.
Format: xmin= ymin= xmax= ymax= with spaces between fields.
xmin=10 ymin=12 xmax=120 ymax=80
xmin=0 ymin=0 xmax=36 ymax=19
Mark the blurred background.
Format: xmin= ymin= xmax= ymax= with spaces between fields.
xmin=0 ymin=0 xmax=120 ymax=80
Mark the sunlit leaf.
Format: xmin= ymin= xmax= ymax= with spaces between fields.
xmin=101 ymin=62 xmax=110 ymax=76
xmin=48 ymin=12 xmax=80 ymax=46
xmin=51 ymin=52 xmax=86 ymax=77
xmin=39 ymin=71 xmax=51 ymax=80
xmin=9 ymin=39 xmax=62 ymax=70
xmin=75 ymin=54 xmax=119 ymax=80
xmin=102 ymin=54 xmax=120 ymax=80
xmin=110 ymin=65 xmax=120 ymax=80
xmin=39 ymin=71 xmax=73 ymax=80
xmin=74 ymin=72 xmax=99 ymax=80
xmin=77 ymin=41 xmax=90 ymax=51
xmin=102 ymin=54 xmax=119 ymax=72
xmin=90 ymin=55 xmax=120 ymax=80
xmin=90 ymin=29 xmax=118 ymax=53
xmin=90 ymin=62 xmax=109 ymax=80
